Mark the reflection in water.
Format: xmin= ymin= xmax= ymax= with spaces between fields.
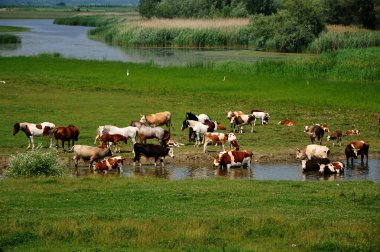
xmin=63 ymin=158 xmax=379 ymax=182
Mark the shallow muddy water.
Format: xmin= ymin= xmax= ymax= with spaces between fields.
xmin=0 ymin=19 xmax=307 ymax=66
xmin=68 ymin=158 xmax=380 ymax=182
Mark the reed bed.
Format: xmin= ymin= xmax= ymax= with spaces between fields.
xmin=130 ymin=18 xmax=250 ymax=29
xmin=308 ymin=30 xmax=380 ymax=53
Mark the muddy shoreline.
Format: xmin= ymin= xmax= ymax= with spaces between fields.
xmin=1 ymin=151 xmax=379 ymax=172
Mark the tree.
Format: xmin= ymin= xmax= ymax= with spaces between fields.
xmin=249 ymin=0 xmax=326 ymax=52
xmin=139 ymin=0 xmax=161 ymax=18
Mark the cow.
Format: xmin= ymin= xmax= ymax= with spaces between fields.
xmin=214 ymin=150 xmax=253 ymax=171
xmin=304 ymin=125 xmax=324 ymax=144
xmin=231 ymin=115 xmax=256 ymax=133
xmin=278 ymin=119 xmax=296 ymax=126
xmin=133 ymin=143 xmax=174 ymax=167
xmin=327 ymin=130 xmax=343 ymax=146
xmin=94 ymin=156 xmax=126 ymax=174
xmin=301 ymin=158 xmax=331 ymax=172
xmin=345 ymin=140 xmax=369 ymax=164
xmin=100 ymin=133 xmax=128 ymax=153
xmin=140 ymin=111 xmax=173 ymax=132
xmin=94 ymin=125 xmax=139 ymax=145
xmin=251 ymin=110 xmax=270 ymax=125
xmin=138 ymin=125 xmax=171 ymax=146
xmin=345 ymin=129 xmax=360 ymax=135
xmin=13 ymin=122 xmax=55 ymax=149
xmin=296 ymin=144 xmax=330 ymax=160
xmin=226 ymin=111 xmax=244 ymax=131
xmin=203 ymin=132 xmax=239 ymax=153
xmin=72 ymin=145 xmax=113 ymax=170
xmin=203 ymin=119 xmax=218 ymax=132
xmin=320 ymin=123 xmax=330 ymax=133
xmin=319 ymin=161 xmax=344 ymax=174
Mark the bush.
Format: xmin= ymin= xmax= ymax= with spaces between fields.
xmin=0 ymin=34 xmax=21 ymax=44
xmin=4 ymin=148 xmax=64 ymax=178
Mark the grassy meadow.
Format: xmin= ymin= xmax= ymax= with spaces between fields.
xmin=0 ymin=50 xmax=379 ymax=159
xmin=0 ymin=177 xmax=379 ymax=251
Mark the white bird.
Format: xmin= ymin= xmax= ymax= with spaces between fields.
xmin=126 ymin=69 xmax=129 ymax=77
xmin=0 ymin=81 xmax=5 ymax=84
xmin=222 ymin=76 xmax=226 ymax=81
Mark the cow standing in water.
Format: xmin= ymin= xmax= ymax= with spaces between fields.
xmin=345 ymin=140 xmax=369 ymax=164
xmin=13 ymin=122 xmax=55 ymax=149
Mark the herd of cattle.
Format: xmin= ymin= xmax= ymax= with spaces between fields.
xmin=12 ymin=110 xmax=374 ymax=175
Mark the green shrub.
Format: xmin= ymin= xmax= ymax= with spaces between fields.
xmin=0 ymin=34 xmax=21 ymax=44
xmin=4 ymin=148 xmax=64 ymax=178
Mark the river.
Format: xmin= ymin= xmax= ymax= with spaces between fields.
xmin=0 ymin=19 xmax=306 ymax=66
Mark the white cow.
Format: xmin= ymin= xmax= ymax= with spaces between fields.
xmin=296 ymin=144 xmax=330 ymax=160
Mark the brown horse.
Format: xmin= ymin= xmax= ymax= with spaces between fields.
xmin=53 ymin=124 xmax=80 ymax=149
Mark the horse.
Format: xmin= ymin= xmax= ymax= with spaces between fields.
xmin=94 ymin=125 xmax=139 ymax=145
xmin=181 ymin=120 xmax=208 ymax=146
xmin=138 ymin=125 xmax=171 ymax=146
xmin=185 ymin=112 xmax=210 ymax=123
xmin=13 ymin=122 xmax=55 ymax=149
xmin=53 ymin=124 xmax=80 ymax=150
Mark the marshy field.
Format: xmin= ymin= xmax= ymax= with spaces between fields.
xmin=0 ymin=6 xmax=380 ymax=252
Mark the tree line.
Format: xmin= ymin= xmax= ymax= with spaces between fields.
xmin=139 ymin=0 xmax=378 ymax=29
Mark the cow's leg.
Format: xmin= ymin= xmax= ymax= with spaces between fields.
xmin=203 ymin=141 xmax=208 ymax=153
xmin=49 ymin=137 xmax=54 ymax=148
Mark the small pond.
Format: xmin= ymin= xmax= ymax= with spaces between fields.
xmin=68 ymin=158 xmax=380 ymax=182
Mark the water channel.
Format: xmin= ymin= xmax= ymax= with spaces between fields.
xmin=1 ymin=19 xmax=379 ymax=181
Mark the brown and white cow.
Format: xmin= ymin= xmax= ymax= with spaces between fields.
xmin=327 ymin=130 xmax=343 ymax=146
xmin=345 ymin=140 xmax=369 ymax=163
xmin=319 ymin=161 xmax=344 ymax=174
xmin=345 ymin=129 xmax=360 ymax=135
xmin=140 ymin=111 xmax=173 ymax=131
xmin=304 ymin=125 xmax=325 ymax=144
xmin=13 ymin=122 xmax=55 ymax=149
xmin=100 ymin=133 xmax=128 ymax=153
xmin=231 ymin=115 xmax=256 ymax=133
xmin=278 ymin=119 xmax=296 ymax=126
xmin=203 ymin=132 xmax=239 ymax=153
xmin=296 ymin=144 xmax=330 ymax=160
xmin=214 ymin=150 xmax=253 ymax=171
xmin=94 ymin=156 xmax=126 ymax=174
xmin=226 ymin=111 xmax=244 ymax=131
xmin=320 ymin=123 xmax=329 ymax=133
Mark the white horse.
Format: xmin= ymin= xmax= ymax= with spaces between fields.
xmin=13 ymin=122 xmax=55 ymax=149
xmin=181 ymin=120 xmax=209 ymax=146
xmin=94 ymin=125 xmax=139 ymax=145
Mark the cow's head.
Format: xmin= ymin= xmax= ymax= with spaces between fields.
xmin=139 ymin=115 xmax=147 ymax=124
xmin=350 ymin=144 xmax=358 ymax=157
xmin=304 ymin=126 xmax=310 ymax=132
xmin=296 ymin=148 xmax=305 ymax=159
xmin=13 ymin=123 xmax=20 ymax=135
xmin=181 ymin=120 xmax=189 ymax=131
xmin=168 ymin=147 xmax=175 ymax=158
xmin=214 ymin=152 xmax=225 ymax=167
xmin=263 ymin=113 xmax=270 ymax=125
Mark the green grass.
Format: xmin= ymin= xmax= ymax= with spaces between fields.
xmin=0 ymin=50 xmax=379 ymax=160
xmin=0 ymin=25 xmax=28 ymax=32
xmin=0 ymin=177 xmax=378 ymax=251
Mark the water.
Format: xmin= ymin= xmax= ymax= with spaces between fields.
xmin=69 ymin=158 xmax=380 ymax=182
xmin=0 ymin=19 xmax=306 ymax=66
